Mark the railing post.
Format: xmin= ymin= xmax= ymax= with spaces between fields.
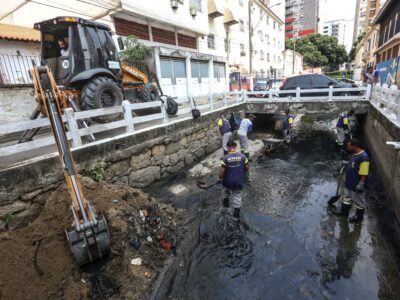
xmin=268 ymin=89 xmax=273 ymax=102
xmin=122 ymin=100 xmax=134 ymax=133
xmin=224 ymin=92 xmax=228 ymax=107
xmin=209 ymin=94 xmax=214 ymax=111
xmin=244 ymin=90 xmax=248 ymax=103
xmin=64 ymin=108 xmax=82 ymax=147
xmin=160 ymin=99 xmax=169 ymax=124
xmin=366 ymin=84 xmax=372 ymax=100
xmin=296 ymin=87 xmax=300 ymax=101
xmin=236 ymin=91 xmax=240 ymax=104
xmin=328 ymin=85 xmax=333 ymax=101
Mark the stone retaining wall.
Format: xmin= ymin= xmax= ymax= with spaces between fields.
xmin=0 ymin=107 xmax=243 ymax=229
xmin=364 ymin=105 xmax=400 ymax=220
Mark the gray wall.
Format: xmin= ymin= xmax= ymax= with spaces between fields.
xmin=0 ymin=87 xmax=36 ymax=124
xmin=364 ymin=105 xmax=400 ymax=220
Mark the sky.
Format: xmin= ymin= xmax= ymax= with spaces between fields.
xmin=323 ymin=0 xmax=357 ymax=22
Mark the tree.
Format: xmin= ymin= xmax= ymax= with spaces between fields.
xmin=348 ymin=32 xmax=366 ymax=62
xmin=119 ymin=36 xmax=149 ymax=63
xmin=285 ymin=34 xmax=348 ymax=69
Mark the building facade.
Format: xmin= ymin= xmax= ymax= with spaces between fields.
xmin=353 ymin=0 xmax=386 ymax=42
xmin=323 ymin=19 xmax=354 ymax=52
xmin=285 ymin=0 xmax=324 ymax=38
xmin=373 ymin=0 xmax=400 ymax=87
xmin=282 ymin=49 xmax=303 ymax=77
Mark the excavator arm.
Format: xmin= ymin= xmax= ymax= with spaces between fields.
xmin=32 ymin=66 xmax=110 ymax=265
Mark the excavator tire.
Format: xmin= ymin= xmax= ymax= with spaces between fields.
xmin=81 ymin=76 xmax=123 ymax=123
xmin=139 ymin=83 xmax=160 ymax=102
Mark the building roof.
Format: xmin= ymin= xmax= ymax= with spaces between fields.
xmin=373 ymin=0 xmax=396 ymax=25
xmin=0 ymin=23 xmax=40 ymax=42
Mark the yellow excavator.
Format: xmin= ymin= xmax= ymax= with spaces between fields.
xmin=20 ymin=16 xmax=162 ymax=142
xmin=32 ymin=65 xmax=110 ymax=265
xmin=23 ymin=17 xmax=170 ymax=265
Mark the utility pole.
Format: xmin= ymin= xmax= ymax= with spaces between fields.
xmin=292 ymin=38 xmax=296 ymax=75
xmin=248 ymin=0 xmax=252 ymax=83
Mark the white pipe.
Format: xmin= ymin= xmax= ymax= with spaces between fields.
xmin=386 ymin=142 xmax=400 ymax=150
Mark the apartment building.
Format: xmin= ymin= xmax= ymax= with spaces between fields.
xmin=373 ymin=0 xmax=400 ymax=87
xmin=353 ymin=0 xmax=386 ymax=41
xmin=285 ymin=0 xmax=324 ymax=38
xmin=323 ymin=19 xmax=354 ymax=52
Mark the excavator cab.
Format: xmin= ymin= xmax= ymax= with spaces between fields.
xmin=34 ymin=17 xmax=122 ymax=88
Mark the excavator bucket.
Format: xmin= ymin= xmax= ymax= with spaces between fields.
xmin=66 ymin=215 xmax=110 ymax=266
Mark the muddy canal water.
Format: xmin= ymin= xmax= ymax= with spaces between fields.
xmin=149 ymin=133 xmax=400 ymax=299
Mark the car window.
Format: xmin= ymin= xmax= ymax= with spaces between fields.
xmin=285 ymin=78 xmax=297 ymax=89
xmin=312 ymin=75 xmax=332 ymax=87
xmin=296 ymin=76 xmax=312 ymax=88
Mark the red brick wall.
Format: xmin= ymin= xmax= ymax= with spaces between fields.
xmin=114 ymin=18 xmax=150 ymax=40
xmin=177 ymin=33 xmax=197 ymax=49
xmin=152 ymin=27 xmax=176 ymax=45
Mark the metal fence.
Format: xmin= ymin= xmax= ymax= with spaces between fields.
xmin=0 ymin=54 xmax=40 ymax=86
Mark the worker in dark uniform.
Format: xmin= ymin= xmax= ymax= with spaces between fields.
xmin=336 ymin=110 xmax=354 ymax=146
xmin=217 ymin=113 xmax=232 ymax=155
xmin=282 ymin=109 xmax=293 ymax=143
xmin=219 ymin=140 xmax=249 ymax=219
xmin=335 ymin=138 xmax=369 ymax=222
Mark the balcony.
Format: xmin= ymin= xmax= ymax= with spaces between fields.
xmin=208 ymin=0 xmax=224 ymax=18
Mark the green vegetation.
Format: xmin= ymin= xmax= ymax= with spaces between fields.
xmin=90 ymin=160 xmax=105 ymax=182
xmin=348 ymin=32 xmax=366 ymax=62
xmin=119 ymin=36 xmax=149 ymax=63
xmin=285 ymin=34 xmax=348 ymax=69
xmin=2 ymin=213 xmax=15 ymax=226
xmin=301 ymin=115 xmax=315 ymax=124
xmin=324 ymin=70 xmax=354 ymax=80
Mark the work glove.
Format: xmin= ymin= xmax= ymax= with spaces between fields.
xmin=340 ymin=160 xmax=349 ymax=167
xmin=355 ymin=182 xmax=365 ymax=193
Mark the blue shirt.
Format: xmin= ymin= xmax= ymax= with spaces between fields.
xmin=345 ymin=151 xmax=370 ymax=191
xmin=336 ymin=112 xmax=350 ymax=129
xmin=283 ymin=115 xmax=293 ymax=130
xmin=221 ymin=152 xmax=248 ymax=190
xmin=218 ymin=118 xmax=231 ymax=135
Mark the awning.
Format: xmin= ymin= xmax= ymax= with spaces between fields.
xmin=224 ymin=8 xmax=239 ymax=27
xmin=0 ymin=23 xmax=39 ymax=42
xmin=0 ymin=0 xmax=120 ymax=29
xmin=208 ymin=0 xmax=223 ymax=18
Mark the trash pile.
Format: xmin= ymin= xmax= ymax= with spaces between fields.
xmin=0 ymin=176 xmax=176 ymax=299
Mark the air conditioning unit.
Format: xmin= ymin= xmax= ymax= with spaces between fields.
xmin=171 ymin=0 xmax=179 ymax=9
xmin=190 ymin=8 xmax=197 ymax=17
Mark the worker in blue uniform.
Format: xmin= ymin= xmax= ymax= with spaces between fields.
xmin=336 ymin=110 xmax=355 ymax=146
xmin=218 ymin=140 xmax=249 ymax=219
xmin=217 ymin=113 xmax=232 ymax=156
xmin=282 ymin=109 xmax=293 ymax=143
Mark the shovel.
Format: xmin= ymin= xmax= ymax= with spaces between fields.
xmin=196 ymin=180 xmax=221 ymax=190
xmin=328 ymin=165 xmax=346 ymax=205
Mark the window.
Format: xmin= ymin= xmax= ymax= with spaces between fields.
xmin=160 ymin=57 xmax=186 ymax=84
xmin=240 ymin=43 xmax=246 ymax=56
xmin=266 ymin=15 xmax=270 ymax=25
xmin=267 ymin=53 xmax=270 ymax=62
xmin=191 ymin=60 xmax=208 ymax=82
xmin=239 ymin=0 xmax=243 ymax=6
xmin=273 ymin=21 xmax=276 ymax=30
xmin=311 ymin=75 xmax=332 ymax=87
xmin=296 ymin=76 xmax=312 ymax=88
xmin=260 ymin=9 xmax=263 ymax=21
xmin=259 ymin=30 xmax=264 ymax=41
xmin=239 ymin=19 xmax=244 ymax=32
xmin=260 ymin=50 xmax=265 ymax=60
xmin=213 ymin=62 xmax=226 ymax=82
xmin=266 ymin=34 xmax=270 ymax=44
xmin=208 ymin=34 xmax=215 ymax=49
xmin=273 ymin=38 xmax=276 ymax=47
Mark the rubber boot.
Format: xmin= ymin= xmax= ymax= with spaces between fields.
xmin=233 ymin=208 xmax=240 ymax=219
xmin=332 ymin=202 xmax=352 ymax=216
xmin=349 ymin=208 xmax=365 ymax=223
xmin=222 ymin=198 xmax=229 ymax=208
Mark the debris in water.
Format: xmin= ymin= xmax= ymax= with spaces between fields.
xmin=131 ymin=258 xmax=142 ymax=266
xmin=144 ymin=272 xmax=152 ymax=279
xmin=147 ymin=236 xmax=153 ymax=242
xmin=129 ymin=238 xmax=141 ymax=249
xmin=160 ymin=237 xmax=173 ymax=253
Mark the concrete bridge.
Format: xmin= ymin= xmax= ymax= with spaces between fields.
xmin=0 ymin=84 xmax=399 ymax=223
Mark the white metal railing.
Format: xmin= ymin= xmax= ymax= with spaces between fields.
xmin=244 ymin=85 xmax=371 ymax=102
xmin=371 ymin=83 xmax=400 ymax=125
xmin=0 ymin=85 xmax=378 ymax=160
xmin=0 ymin=92 xmax=244 ymax=157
